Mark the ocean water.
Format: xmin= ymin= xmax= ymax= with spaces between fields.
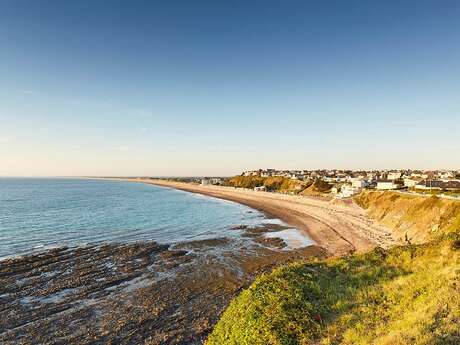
xmin=0 ymin=178 xmax=275 ymax=259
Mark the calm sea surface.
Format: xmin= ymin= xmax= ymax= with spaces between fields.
xmin=0 ymin=178 xmax=270 ymax=259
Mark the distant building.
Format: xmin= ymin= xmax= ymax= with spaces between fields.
xmin=404 ymin=178 xmax=418 ymax=188
xmin=376 ymin=180 xmax=401 ymax=190
xmin=254 ymin=186 xmax=267 ymax=192
xmin=387 ymin=172 xmax=402 ymax=180
xmin=350 ymin=178 xmax=368 ymax=188
xmin=339 ymin=184 xmax=362 ymax=197
xmin=439 ymin=171 xmax=454 ymax=180
xmin=415 ymin=180 xmax=460 ymax=190
xmin=201 ymin=179 xmax=211 ymax=186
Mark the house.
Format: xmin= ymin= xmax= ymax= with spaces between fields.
xmin=439 ymin=171 xmax=454 ymax=180
xmin=201 ymin=179 xmax=211 ymax=186
xmin=404 ymin=178 xmax=418 ymax=188
xmin=350 ymin=178 xmax=368 ymax=188
xmin=254 ymin=186 xmax=267 ymax=192
xmin=422 ymin=171 xmax=435 ymax=179
xmin=443 ymin=180 xmax=460 ymax=190
xmin=387 ymin=172 xmax=402 ymax=180
xmin=339 ymin=184 xmax=362 ymax=197
xmin=243 ymin=170 xmax=261 ymax=177
xmin=415 ymin=180 xmax=460 ymax=191
xmin=376 ymin=180 xmax=402 ymax=190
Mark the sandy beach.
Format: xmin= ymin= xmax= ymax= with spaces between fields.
xmin=127 ymin=179 xmax=399 ymax=255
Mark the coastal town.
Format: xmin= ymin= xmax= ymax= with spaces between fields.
xmin=197 ymin=168 xmax=460 ymax=199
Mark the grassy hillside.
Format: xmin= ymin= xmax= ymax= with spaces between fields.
xmin=354 ymin=191 xmax=460 ymax=243
xmin=207 ymin=234 xmax=460 ymax=345
xmin=223 ymin=176 xmax=333 ymax=195
xmin=224 ymin=176 xmax=306 ymax=193
xmin=206 ymin=191 xmax=460 ymax=344
xmin=300 ymin=179 xmax=333 ymax=196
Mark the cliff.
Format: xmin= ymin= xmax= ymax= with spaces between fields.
xmin=354 ymin=191 xmax=460 ymax=243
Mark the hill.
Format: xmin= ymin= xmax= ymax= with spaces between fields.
xmin=224 ymin=176 xmax=306 ymax=193
xmin=354 ymin=191 xmax=460 ymax=243
xmin=223 ymin=176 xmax=333 ymax=196
xmin=206 ymin=192 xmax=460 ymax=344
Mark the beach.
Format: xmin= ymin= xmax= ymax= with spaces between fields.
xmin=1 ymin=178 xmax=399 ymax=344
xmin=126 ymin=179 xmax=399 ymax=255
xmin=1 ymin=178 xmax=330 ymax=344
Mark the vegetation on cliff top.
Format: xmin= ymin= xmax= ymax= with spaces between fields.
xmin=207 ymin=234 xmax=460 ymax=345
xmin=223 ymin=176 xmax=333 ymax=195
xmin=354 ymin=190 xmax=460 ymax=243
xmin=224 ymin=176 xmax=306 ymax=193
xmin=207 ymin=192 xmax=460 ymax=344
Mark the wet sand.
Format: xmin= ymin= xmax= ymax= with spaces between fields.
xmin=1 ymin=222 xmax=325 ymax=345
xmin=124 ymin=179 xmax=399 ymax=255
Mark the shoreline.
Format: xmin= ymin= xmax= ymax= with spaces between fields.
xmin=1 ymin=177 xmax=398 ymax=343
xmin=114 ymin=178 xmax=399 ymax=256
xmin=1 ymin=221 xmax=326 ymax=344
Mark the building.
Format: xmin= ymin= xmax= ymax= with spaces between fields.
xmin=254 ymin=186 xmax=267 ymax=192
xmin=339 ymin=184 xmax=362 ymax=197
xmin=201 ymin=179 xmax=211 ymax=186
xmin=404 ymin=178 xmax=418 ymax=188
xmin=439 ymin=171 xmax=454 ymax=180
xmin=376 ymin=180 xmax=401 ymax=190
xmin=415 ymin=180 xmax=460 ymax=191
xmin=387 ymin=172 xmax=402 ymax=180
xmin=350 ymin=178 xmax=368 ymax=188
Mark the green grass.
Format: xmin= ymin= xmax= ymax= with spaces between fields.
xmin=207 ymin=234 xmax=460 ymax=345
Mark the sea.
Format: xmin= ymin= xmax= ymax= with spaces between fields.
xmin=0 ymin=178 xmax=280 ymax=260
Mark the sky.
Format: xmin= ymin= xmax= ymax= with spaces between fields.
xmin=0 ymin=0 xmax=459 ymax=176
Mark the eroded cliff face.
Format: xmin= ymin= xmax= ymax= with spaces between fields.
xmin=354 ymin=191 xmax=460 ymax=243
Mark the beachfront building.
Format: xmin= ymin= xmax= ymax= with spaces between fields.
xmin=340 ymin=184 xmax=362 ymax=197
xmin=201 ymin=179 xmax=212 ymax=186
xmin=376 ymin=180 xmax=401 ymax=190
xmin=350 ymin=178 xmax=368 ymax=188
xmin=415 ymin=180 xmax=460 ymax=191
xmin=332 ymin=184 xmax=362 ymax=198
xmin=387 ymin=172 xmax=402 ymax=180
xmin=404 ymin=178 xmax=418 ymax=188
xmin=254 ymin=186 xmax=267 ymax=192
xmin=439 ymin=171 xmax=455 ymax=180
xmin=331 ymin=186 xmax=339 ymax=194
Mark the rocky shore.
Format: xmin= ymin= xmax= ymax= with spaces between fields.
xmin=0 ymin=223 xmax=325 ymax=344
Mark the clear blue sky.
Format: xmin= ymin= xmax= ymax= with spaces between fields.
xmin=1 ymin=0 xmax=459 ymax=176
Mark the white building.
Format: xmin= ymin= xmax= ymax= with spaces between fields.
xmin=376 ymin=180 xmax=400 ymax=190
xmin=254 ymin=186 xmax=267 ymax=192
xmin=404 ymin=178 xmax=418 ymax=187
xmin=350 ymin=178 xmax=368 ymax=188
xmin=387 ymin=172 xmax=402 ymax=180
xmin=439 ymin=171 xmax=454 ymax=180
xmin=336 ymin=184 xmax=362 ymax=198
